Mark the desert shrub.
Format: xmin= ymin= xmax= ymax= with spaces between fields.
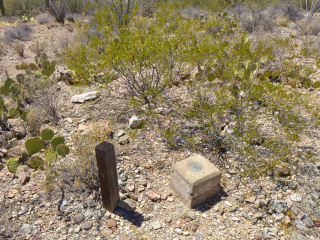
xmin=23 ymin=67 xmax=61 ymax=126
xmin=97 ymin=0 xmax=140 ymax=29
xmin=35 ymin=13 xmax=53 ymax=24
xmin=61 ymin=124 xmax=112 ymax=191
xmin=0 ymin=42 xmax=5 ymax=59
xmin=162 ymin=33 xmax=319 ymax=177
xmin=13 ymin=41 xmax=25 ymax=57
xmin=65 ymin=4 xmax=319 ymax=179
xmin=30 ymin=40 xmax=46 ymax=57
xmin=139 ymin=0 xmax=158 ymax=17
xmin=25 ymin=109 xmax=42 ymax=136
xmin=168 ymin=0 xmax=229 ymax=12
xmin=239 ymin=9 xmax=275 ymax=33
xmin=280 ymin=3 xmax=302 ymax=22
xmin=300 ymin=20 xmax=320 ymax=35
xmin=67 ymin=0 xmax=85 ymax=13
xmin=66 ymin=8 xmax=230 ymax=109
xmin=45 ymin=21 xmax=60 ymax=29
xmin=4 ymin=24 xmax=33 ymax=41
xmin=0 ymin=53 xmax=60 ymax=125
xmin=181 ymin=6 xmax=201 ymax=19
xmin=45 ymin=0 xmax=68 ymax=24
xmin=4 ymin=0 xmax=44 ymax=15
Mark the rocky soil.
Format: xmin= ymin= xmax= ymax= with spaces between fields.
xmin=0 ymin=16 xmax=320 ymax=240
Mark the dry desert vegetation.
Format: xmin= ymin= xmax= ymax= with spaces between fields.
xmin=1 ymin=0 xmax=320 ymax=239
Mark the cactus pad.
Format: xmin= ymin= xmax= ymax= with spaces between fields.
xmin=56 ymin=144 xmax=70 ymax=156
xmin=301 ymin=78 xmax=312 ymax=88
xmin=51 ymin=137 xmax=64 ymax=150
xmin=7 ymin=158 xmax=20 ymax=174
xmin=29 ymin=155 xmax=44 ymax=169
xmin=41 ymin=129 xmax=54 ymax=141
xmin=25 ymin=137 xmax=44 ymax=155
xmin=8 ymin=108 xmax=20 ymax=119
xmin=313 ymin=81 xmax=320 ymax=88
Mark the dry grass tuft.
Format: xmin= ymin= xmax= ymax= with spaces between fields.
xmin=35 ymin=13 xmax=53 ymax=25
xmin=46 ymin=21 xmax=60 ymax=29
xmin=25 ymin=109 xmax=42 ymax=137
xmin=61 ymin=123 xmax=112 ymax=192
xmin=4 ymin=24 xmax=33 ymax=41
xmin=13 ymin=41 xmax=26 ymax=57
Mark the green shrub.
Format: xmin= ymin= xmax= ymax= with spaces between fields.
xmin=163 ymin=32 xmax=319 ymax=177
xmin=66 ymin=8 xmax=234 ymax=109
xmin=65 ymin=4 xmax=319 ymax=180
xmin=4 ymin=0 xmax=43 ymax=15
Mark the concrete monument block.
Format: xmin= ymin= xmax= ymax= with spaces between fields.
xmin=170 ymin=154 xmax=221 ymax=208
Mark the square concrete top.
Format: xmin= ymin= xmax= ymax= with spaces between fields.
xmin=172 ymin=155 xmax=221 ymax=185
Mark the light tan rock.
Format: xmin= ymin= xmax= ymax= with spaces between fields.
xmin=170 ymin=154 xmax=221 ymax=208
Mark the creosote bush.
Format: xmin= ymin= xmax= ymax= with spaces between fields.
xmin=65 ymin=3 xmax=320 ymax=180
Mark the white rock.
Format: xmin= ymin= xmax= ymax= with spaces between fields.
xmin=71 ymin=91 xmax=99 ymax=103
xmin=74 ymin=226 xmax=81 ymax=233
xmin=290 ymin=194 xmax=302 ymax=202
xmin=129 ymin=115 xmax=143 ymax=129
xmin=116 ymin=130 xmax=126 ymax=138
xmin=151 ymin=221 xmax=162 ymax=230
xmin=18 ymin=224 xmax=33 ymax=235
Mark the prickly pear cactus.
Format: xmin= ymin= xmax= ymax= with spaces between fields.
xmin=25 ymin=137 xmax=44 ymax=156
xmin=29 ymin=155 xmax=44 ymax=169
xmin=301 ymin=78 xmax=312 ymax=88
xmin=7 ymin=108 xmax=20 ymax=119
xmin=56 ymin=144 xmax=70 ymax=156
xmin=313 ymin=81 xmax=320 ymax=88
xmin=41 ymin=128 xmax=54 ymax=141
xmin=51 ymin=137 xmax=64 ymax=150
xmin=7 ymin=158 xmax=20 ymax=174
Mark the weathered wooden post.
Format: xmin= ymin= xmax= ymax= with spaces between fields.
xmin=95 ymin=141 xmax=120 ymax=212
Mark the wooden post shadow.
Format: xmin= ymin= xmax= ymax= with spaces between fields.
xmin=95 ymin=141 xmax=120 ymax=212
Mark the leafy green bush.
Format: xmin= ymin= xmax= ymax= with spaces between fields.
xmin=0 ymin=53 xmax=61 ymax=130
xmin=162 ymin=30 xmax=319 ymax=177
xmin=66 ymin=8 xmax=236 ymax=109
xmin=4 ymin=0 xmax=43 ymax=15
xmin=65 ymin=4 xmax=319 ymax=180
